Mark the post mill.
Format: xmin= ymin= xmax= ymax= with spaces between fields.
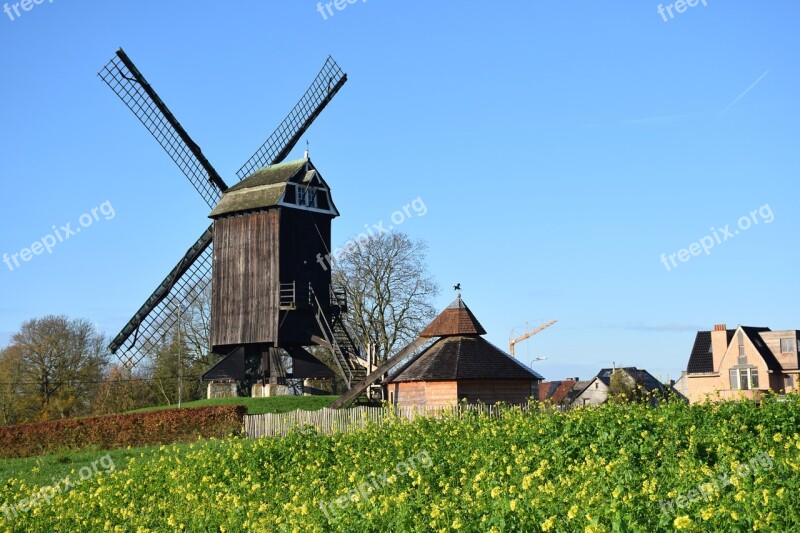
xmin=99 ymin=49 xmax=366 ymax=395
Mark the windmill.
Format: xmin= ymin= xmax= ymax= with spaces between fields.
xmin=99 ymin=48 xmax=365 ymax=395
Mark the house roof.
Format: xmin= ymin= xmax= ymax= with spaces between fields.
xmin=686 ymin=330 xmax=736 ymax=374
xmin=686 ymin=327 xmax=783 ymax=374
xmin=594 ymin=367 xmax=665 ymax=391
xmin=538 ymin=380 xmax=576 ymax=403
xmin=419 ymin=296 xmax=487 ymax=337
xmin=209 ymin=158 xmax=324 ymax=218
xmin=740 ymin=326 xmax=782 ymax=372
xmin=387 ymin=335 xmax=543 ymax=383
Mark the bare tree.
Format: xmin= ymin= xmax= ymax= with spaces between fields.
xmin=10 ymin=316 xmax=108 ymax=421
xmin=332 ymin=232 xmax=438 ymax=362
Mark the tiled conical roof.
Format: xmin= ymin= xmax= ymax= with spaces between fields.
xmin=387 ymin=335 xmax=543 ymax=382
xmin=420 ymin=295 xmax=487 ymax=338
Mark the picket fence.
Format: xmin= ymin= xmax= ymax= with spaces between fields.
xmin=243 ymin=404 xmax=514 ymax=439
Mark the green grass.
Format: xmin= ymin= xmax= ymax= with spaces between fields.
xmin=0 ymin=443 xmax=175 ymax=487
xmin=128 ymin=395 xmax=338 ymax=415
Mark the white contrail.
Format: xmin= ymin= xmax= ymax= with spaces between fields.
xmin=719 ymin=70 xmax=770 ymax=117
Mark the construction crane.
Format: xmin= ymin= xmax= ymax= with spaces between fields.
xmin=509 ymin=320 xmax=557 ymax=358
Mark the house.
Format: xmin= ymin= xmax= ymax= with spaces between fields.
xmin=685 ymin=324 xmax=800 ymax=404
xmin=386 ymin=296 xmax=543 ymax=407
xmin=571 ymin=367 xmax=667 ymax=407
xmin=671 ymin=371 xmax=689 ymax=402
xmin=537 ymin=380 xmax=577 ymax=408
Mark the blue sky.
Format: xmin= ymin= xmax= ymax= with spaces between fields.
xmin=0 ymin=1 xmax=798 ymax=382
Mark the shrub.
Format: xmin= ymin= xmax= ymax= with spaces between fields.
xmin=0 ymin=405 xmax=245 ymax=458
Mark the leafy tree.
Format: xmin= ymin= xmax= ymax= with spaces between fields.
xmin=0 ymin=345 xmax=28 ymax=425
xmin=10 ymin=316 xmax=108 ymax=421
xmin=93 ymin=363 xmax=158 ymax=415
xmin=609 ymin=370 xmax=646 ymax=404
xmin=332 ymin=232 xmax=439 ymax=362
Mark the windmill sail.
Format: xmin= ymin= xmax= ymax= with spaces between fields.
xmin=98 ymin=49 xmax=228 ymax=208
xmin=236 ymin=56 xmax=348 ymax=180
xmin=108 ymin=227 xmax=213 ymax=368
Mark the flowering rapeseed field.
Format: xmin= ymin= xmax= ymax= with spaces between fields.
xmin=2 ymin=395 xmax=799 ymax=532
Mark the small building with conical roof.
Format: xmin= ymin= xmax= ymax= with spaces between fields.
xmin=386 ymin=296 xmax=543 ymax=407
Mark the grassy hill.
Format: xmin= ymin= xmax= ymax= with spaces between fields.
xmin=128 ymin=395 xmax=338 ymax=415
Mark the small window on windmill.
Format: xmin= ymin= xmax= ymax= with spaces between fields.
xmin=316 ymin=190 xmax=330 ymax=210
xmin=297 ymin=186 xmax=318 ymax=208
xmin=284 ymin=185 xmax=296 ymax=204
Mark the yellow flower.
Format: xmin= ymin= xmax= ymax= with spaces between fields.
xmin=541 ymin=516 xmax=556 ymax=531
xmin=490 ymin=487 xmax=502 ymax=499
xmin=567 ymin=505 xmax=579 ymax=520
xmin=673 ymin=515 xmax=692 ymax=529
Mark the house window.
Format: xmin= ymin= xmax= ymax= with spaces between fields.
xmin=786 ymin=375 xmax=794 ymax=388
xmin=734 ymin=368 xmax=759 ymax=390
xmin=780 ymin=338 xmax=797 ymax=353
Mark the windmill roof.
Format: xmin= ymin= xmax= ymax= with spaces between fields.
xmin=420 ymin=296 xmax=487 ymax=337
xmin=208 ymin=158 xmax=309 ymax=218
xmin=387 ymin=335 xmax=543 ymax=383
xmin=227 ymin=158 xmax=308 ymax=191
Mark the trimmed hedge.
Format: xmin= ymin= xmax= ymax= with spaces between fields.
xmin=0 ymin=405 xmax=246 ymax=458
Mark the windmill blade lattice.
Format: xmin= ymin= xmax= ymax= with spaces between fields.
xmin=236 ymin=56 xmax=347 ymax=180
xmin=109 ymin=229 xmax=213 ymax=369
xmin=98 ymin=49 xmax=228 ymax=208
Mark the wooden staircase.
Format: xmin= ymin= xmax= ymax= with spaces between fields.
xmin=309 ymin=286 xmax=367 ymax=391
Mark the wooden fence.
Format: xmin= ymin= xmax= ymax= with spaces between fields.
xmin=243 ymin=404 xmax=512 ymax=439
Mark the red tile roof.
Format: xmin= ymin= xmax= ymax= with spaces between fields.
xmin=538 ymin=380 xmax=576 ymax=404
xmin=420 ymin=296 xmax=487 ymax=338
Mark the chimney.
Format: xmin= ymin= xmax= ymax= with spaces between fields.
xmin=711 ymin=324 xmax=728 ymax=372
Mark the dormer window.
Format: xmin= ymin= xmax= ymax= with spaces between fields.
xmin=297 ymin=186 xmax=318 ymax=208
xmin=780 ymin=338 xmax=797 ymax=354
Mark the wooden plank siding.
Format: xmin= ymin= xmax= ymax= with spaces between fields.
xmin=391 ymin=381 xmax=458 ymax=407
xmin=457 ymin=379 xmax=536 ymax=405
xmin=211 ymin=211 xmax=280 ymax=349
